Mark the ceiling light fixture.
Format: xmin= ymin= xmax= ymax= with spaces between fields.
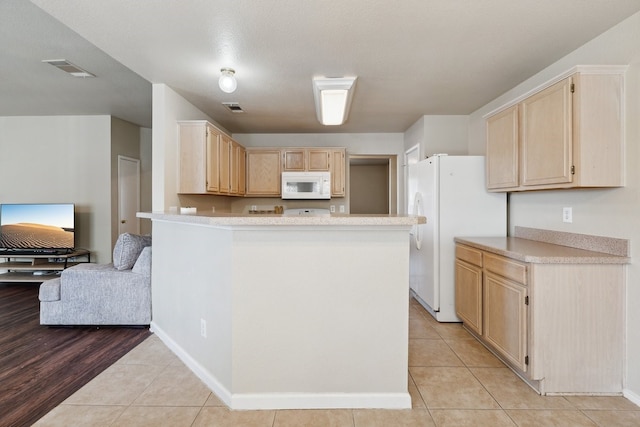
xmin=219 ymin=68 xmax=237 ymax=93
xmin=312 ymin=76 xmax=357 ymax=126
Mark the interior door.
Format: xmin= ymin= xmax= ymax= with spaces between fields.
xmin=118 ymin=155 xmax=140 ymax=235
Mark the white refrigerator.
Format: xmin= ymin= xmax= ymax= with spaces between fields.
xmin=407 ymin=155 xmax=506 ymax=322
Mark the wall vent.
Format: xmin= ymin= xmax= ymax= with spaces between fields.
xmin=222 ymin=102 xmax=245 ymax=113
xmin=42 ymin=59 xmax=96 ymax=78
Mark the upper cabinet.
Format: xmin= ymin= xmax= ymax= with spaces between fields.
xmin=329 ymin=148 xmax=346 ymax=197
xmin=282 ymin=148 xmax=331 ymax=172
xmin=178 ymin=121 xmax=220 ymax=194
xmin=245 ymin=148 xmax=282 ymax=197
xmin=178 ymin=121 xmax=246 ymax=196
xmin=485 ymin=66 xmax=626 ymax=192
xmin=179 ymin=124 xmax=346 ymax=198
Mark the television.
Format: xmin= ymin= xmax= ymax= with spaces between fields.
xmin=0 ymin=203 xmax=75 ymax=254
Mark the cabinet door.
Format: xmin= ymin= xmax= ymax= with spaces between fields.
xmin=230 ymin=140 xmax=242 ymax=195
xmin=308 ymin=149 xmax=331 ymax=171
xmin=237 ymin=144 xmax=246 ymax=196
xmin=219 ymin=135 xmax=232 ymax=194
xmin=282 ymin=149 xmax=306 ymax=171
xmin=178 ymin=122 xmax=208 ymax=193
xmin=484 ymin=272 xmax=528 ymax=371
xmin=246 ymin=149 xmax=282 ymax=196
xmin=330 ymin=149 xmax=346 ymax=197
xmin=486 ymin=105 xmax=519 ymax=190
xmin=205 ymin=124 xmax=220 ymax=193
xmin=520 ymin=77 xmax=573 ymax=187
xmin=455 ymin=259 xmax=483 ymax=335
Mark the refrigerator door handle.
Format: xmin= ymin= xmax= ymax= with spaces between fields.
xmin=412 ymin=192 xmax=422 ymax=250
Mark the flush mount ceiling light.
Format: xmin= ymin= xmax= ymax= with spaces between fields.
xmin=219 ymin=68 xmax=237 ymax=93
xmin=42 ymin=59 xmax=95 ymax=78
xmin=312 ymin=76 xmax=357 ymax=126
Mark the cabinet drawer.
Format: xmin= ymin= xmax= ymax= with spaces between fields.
xmin=456 ymin=244 xmax=483 ymax=267
xmin=484 ymin=253 xmax=527 ymax=285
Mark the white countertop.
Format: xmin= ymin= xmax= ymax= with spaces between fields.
xmin=137 ymin=211 xmax=426 ymax=227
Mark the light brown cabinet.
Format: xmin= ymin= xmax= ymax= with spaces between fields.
xmin=282 ymin=149 xmax=306 ymax=171
xmin=178 ymin=121 xmax=221 ymax=194
xmin=454 ymin=245 xmax=483 ymax=336
xmin=235 ymin=143 xmax=246 ymax=196
xmin=483 ymin=254 xmax=528 ymax=372
xmin=247 ymin=147 xmax=346 ymax=198
xmin=219 ymin=134 xmax=231 ymax=194
xmin=486 ymin=105 xmax=518 ymax=190
xmin=329 ymin=148 xmax=346 ymax=197
xmin=485 ymin=66 xmax=626 ymax=192
xmin=282 ymin=148 xmax=331 ymax=172
xmin=178 ymin=121 xmax=246 ymax=197
xmin=245 ymin=149 xmax=282 ymax=196
xmin=455 ymin=238 xmax=625 ymax=394
xmin=308 ymin=149 xmax=331 ymax=171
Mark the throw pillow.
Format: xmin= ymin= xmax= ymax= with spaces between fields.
xmin=132 ymin=246 xmax=152 ymax=276
xmin=113 ymin=233 xmax=152 ymax=270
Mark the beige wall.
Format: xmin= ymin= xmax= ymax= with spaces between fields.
xmin=110 ymin=117 xmax=142 ymax=247
xmin=0 ymin=116 xmax=112 ymax=262
xmin=140 ymin=127 xmax=153 ymax=235
xmin=0 ymin=115 xmax=151 ymax=263
xmin=467 ymin=11 xmax=640 ymax=402
xmin=350 ymin=164 xmax=389 ymax=214
xmin=403 ymin=115 xmax=470 ymax=160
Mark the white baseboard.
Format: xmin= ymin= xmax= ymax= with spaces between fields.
xmin=150 ymin=322 xmax=411 ymax=410
xmin=231 ymin=392 xmax=411 ymax=410
xmin=623 ymin=388 xmax=640 ymax=407
xmin=150 ymin=322 xmax=233 ymax=407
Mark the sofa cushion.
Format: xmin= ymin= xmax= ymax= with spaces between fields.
xmin=112 ymin=233 xmax=152 ymax=270
xmin=39 ymin=278 xmax=61 ymax=302
xmin=132 ymin=246 xmax=152 ymax=276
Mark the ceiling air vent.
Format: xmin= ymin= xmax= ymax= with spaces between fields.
xmin=222 ymin=102 xmax=245 ymax=113
xmin=42 ymin=59 xmax=96 ymax=78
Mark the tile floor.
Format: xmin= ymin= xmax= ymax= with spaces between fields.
xmin=35 ymin=298 xmax=640 ymax=426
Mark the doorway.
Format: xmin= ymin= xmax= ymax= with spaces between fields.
xmin=348 ymin=155 xmax=397 ymax=214
xmin=118 ymin=155 xmax=140 ymax=235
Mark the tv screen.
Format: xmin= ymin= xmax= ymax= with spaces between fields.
xmin=0 ymin=203 xmax=75 ymax=253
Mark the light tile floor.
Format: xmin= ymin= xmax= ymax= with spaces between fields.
xmin=35 ymin=298 xmax=640 ymax=426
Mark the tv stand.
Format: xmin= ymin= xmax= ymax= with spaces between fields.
xmin=0 ymin=249 xmax=91 ymax=283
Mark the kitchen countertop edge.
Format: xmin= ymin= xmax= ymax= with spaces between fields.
xmin=454 ymin=236 xmax=630 ymax=264
xmin=137 ymin=211 xmax=426 ymax=227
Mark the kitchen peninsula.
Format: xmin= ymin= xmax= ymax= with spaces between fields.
xmin=137 ymin=211 xmax=425 ymax=410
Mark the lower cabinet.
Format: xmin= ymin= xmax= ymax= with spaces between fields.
xmin=454 ymin=245 xmax=483 ymax=336
xmin=455 ymin=241 xmax=624 ymax=394
xmin=483 ymin=271 xmax=527 ymax=372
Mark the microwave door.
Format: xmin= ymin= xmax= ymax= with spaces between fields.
xmin=284 ymin=179 xmax=316 ymax=199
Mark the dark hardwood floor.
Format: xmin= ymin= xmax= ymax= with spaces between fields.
xmin=0 ymin=282 xmax=150 ymax=427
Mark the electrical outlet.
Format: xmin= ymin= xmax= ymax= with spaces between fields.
xmin=330 ymin=205 xmax=336 ymax=213
xmin=562 ymin=207 xmax=573 ymax=223
xmin=200 ymin=318 xmax=207 ymax=338
xmin=251 ymin=205 xmax=257 ymax=211
xmin=339 ymin=205 xmax=345 ymax=213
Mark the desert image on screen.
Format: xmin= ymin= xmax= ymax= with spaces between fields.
xmin=0 ymin=204 xmax=74 ymax=249
xmin=0 ymin=223 xmax=74 ymax=249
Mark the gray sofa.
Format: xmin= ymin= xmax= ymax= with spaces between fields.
xmin=39 ymin=233 xmax=152 ymax=326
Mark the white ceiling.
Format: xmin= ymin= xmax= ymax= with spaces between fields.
xmin=3 ymin=1 xmax=640 ymax=133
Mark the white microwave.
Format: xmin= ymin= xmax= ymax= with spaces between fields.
xmin=281 ymin=171 xmax=331 ymax=199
